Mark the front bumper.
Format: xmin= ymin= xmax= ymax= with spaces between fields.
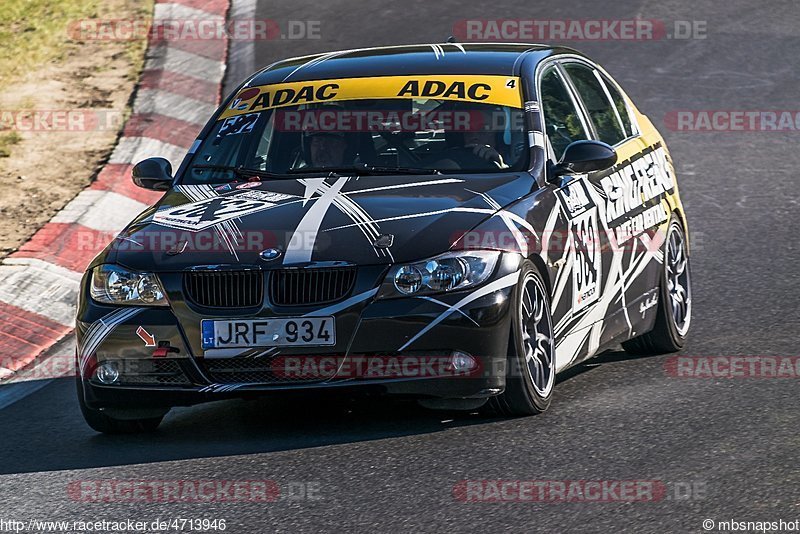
xmin=76 ymin=253 xmax=522 ymax=410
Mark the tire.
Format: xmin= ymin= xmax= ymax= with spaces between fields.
xmin=489 ymin=260 xmax=556 ymax=416
xmin=76 ymin=377 xmax=165 ymax=434
xmin=622 ymin=217 xmax=692 ymax=355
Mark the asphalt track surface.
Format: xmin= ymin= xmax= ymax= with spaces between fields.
xmin=1 ymin=1 xmax=799 ymax=532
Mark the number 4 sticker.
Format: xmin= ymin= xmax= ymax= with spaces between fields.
xmin=506 ymin=78 xmax=517 ymax=89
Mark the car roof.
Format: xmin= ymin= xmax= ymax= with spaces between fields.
xmin=246 ymin=43 xmax=581 ymax=86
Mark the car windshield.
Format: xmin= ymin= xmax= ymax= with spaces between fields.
xmin=184 ymin=95 xmax=528 ymax=183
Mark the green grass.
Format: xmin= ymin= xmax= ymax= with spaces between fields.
xmin=0 ymin=132 xmax=22 ymax=157
xmin=0 ymin=0 xmax=152 ymax=162
xmin=0 ymin=0 xmax=153 ymax=91
xmin=0 ymin=0 xmax=97 ymax=89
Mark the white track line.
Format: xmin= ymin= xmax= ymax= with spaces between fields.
xmin=0 ymin=258 xmax=82 ymax=326
xmin=0 ymin=0 xmax=227 ymax=394
xmin=110 ymin=136 xmax=190 ymax=169
xmin=132 ymin=89 xmax=216 ymax=125
xmin=154 ymin=2 xmax=225 ymax=21
xmin=144 ymin=47 xmax=224 ymax=83
xmin=51 ymin=190 xmax=149 ymax=232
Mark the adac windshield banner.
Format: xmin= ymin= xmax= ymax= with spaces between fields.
xmin=219 ymin=75 xmax=524 ymax=120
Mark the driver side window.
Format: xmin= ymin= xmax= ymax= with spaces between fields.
xmin=540 ymin=66 xmax=588 ymax=161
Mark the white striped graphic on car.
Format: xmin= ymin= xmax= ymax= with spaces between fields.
xmin=399 ymin=271 xmax=520 ymax=351
xmin=283 ymin=176 xmax=350 ymax=264
xmin=304 ymin=178 xmax=392 ymax=260
xmin=174 ymin=184 xmax=244 ymax=259
xmin=78 ymin=308 xmax=144 ymax=376
xmin=548 ymin=177 xmax=667 ymax=370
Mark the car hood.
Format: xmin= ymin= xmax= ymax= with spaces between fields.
xmin=108 ymin=172 xmax=535 ymax=271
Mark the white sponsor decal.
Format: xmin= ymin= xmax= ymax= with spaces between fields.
xmin=557 ymin=180 xmax=601 ymax=312
xmin=571 ymin=209 xmax=602 ymax=311
xmin=615 ymin=203 xmax=669 ymax=245
xmin=218 ymin=112 xmax=259 ymax=138
xmin=153 ymin=190 xmax=294 ymax=231
xmin=639 ymin=293 xmax=658 ymax=317
xmin=599 ymin=147 xmax=674 ymax=221
xmin=557 ymin=178 xmax=592 ymax=217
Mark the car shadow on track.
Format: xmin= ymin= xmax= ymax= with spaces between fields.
xmin=0 ymin=349 xmax=645 ymax=475
xmin=555 ymin=349 xmax=657 ymax=383
xmin=0 ymin=377 xmax=495 ymax=475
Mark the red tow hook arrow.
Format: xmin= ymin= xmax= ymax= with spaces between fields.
xmin=136 ymin=326 xmax=156 ymax=347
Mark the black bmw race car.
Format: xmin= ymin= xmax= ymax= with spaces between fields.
xmin=76 ymin=43 xmax=691 ymax=432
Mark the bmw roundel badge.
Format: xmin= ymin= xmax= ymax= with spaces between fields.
xmin=259 ymin=248 xmax=282 ymax=261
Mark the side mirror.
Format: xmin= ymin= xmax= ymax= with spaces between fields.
xmin=550 ymin=140 xmax=617 ymax=179
xmin=132 ymin=157 xmax=173 ymax=191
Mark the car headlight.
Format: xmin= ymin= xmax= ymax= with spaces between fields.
xmin=387 ymin=250 xmax=501 ymax=297
xmin=90 ymin=265 xmax=168 ymax=306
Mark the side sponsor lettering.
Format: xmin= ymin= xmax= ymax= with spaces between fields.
xmin=614 ymin=203 xmax=669 ymax=245
xmin=599 ymin=145 xmax=674 ymax=244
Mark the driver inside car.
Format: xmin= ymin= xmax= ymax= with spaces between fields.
xmin=462 ymin=108 xmax=509 ymax=168
xmin=307 ymin=130 xmax=349 ymax=167
xmin=293 ymin=101 xmax=360 ymax=169
xmin=425 ymin=106 xmax=513 ymax=170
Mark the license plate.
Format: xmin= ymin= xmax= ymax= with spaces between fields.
xmin=201 ymin=317 xmax=335 ymax=349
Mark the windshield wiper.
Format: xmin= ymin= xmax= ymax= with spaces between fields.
xmin=287 ymin=163 xmax=440 ymax=176
xmin=286 ymin=166 xmax=362 ymax=175
xmin=193 ymin=163 xmax=442 ymax=181
xmin=190 ymin=164 xmax=293 ymax=180
xmin=357 ymin=164 xmax=441 ymax=175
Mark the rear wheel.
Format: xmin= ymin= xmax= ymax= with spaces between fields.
xmin=622 ymin=217 xmax=692 ymax=354
xmin=489 ymin=261 xmax=555 ymax=416
xmin=76 ymin=377 xmax=165 ymax=434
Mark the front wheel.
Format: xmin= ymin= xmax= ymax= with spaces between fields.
xmin=622 ymin=217 xmax=692 ymax=354
xmin=489 ymin=261 xmax=556 ymax=416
